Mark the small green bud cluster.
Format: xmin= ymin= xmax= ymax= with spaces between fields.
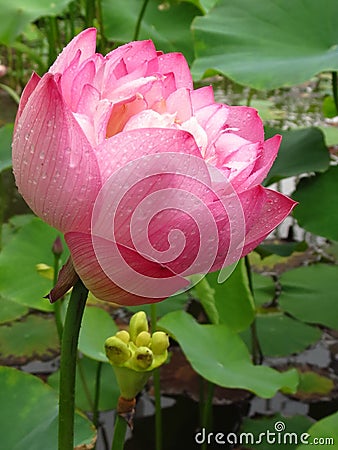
xmin=104 ymin=311 xmax=170 ymax=400
xmin=105 ymin=311 xmax=169 ymax=372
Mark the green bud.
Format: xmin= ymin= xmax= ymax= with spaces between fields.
xmin=132 ymin=346 xmax=153 ymax=370
xmin=129 ymin=311 xmax=148 ymax=343
xmin=105 ymin=336 xmax=131 ymax=365
xmin=151 ymin=331 xmax=169 ymax=355
xmin=115 ymin=330 xmax=130 ymax=343
xmin=135 ymin=331 xmax=151 ymax=347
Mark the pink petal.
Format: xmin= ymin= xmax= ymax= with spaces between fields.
xmin=58 ymin=50 xmax=81 ymax=106
xmin=65 ymin=232 xmax=187 ymax=304
xmin=208 ymin=186 xmax=296 ymax=271
xmin=241 ymin=186 xmax=297 ymax=255
xmin=105 ymin=75 xmax=157 ymax=103
xmin=49 ymin=28 xmax=97 ymax=74
xmin=226 ymin=105 xmax=264 ymax=142
xmin=71 ymin=60 xmax=96 ymax=110
xmin=106 ymin=96 xmax=147 ymax=137
xmin=77 ymin=83 xmax=100 ymax=115
xmin=243 ymin=135 xmax=281 ymax=188
xmin=224 ymin=143 xmax=260 ymax=189
xmin=166 ymin=88 xmax=192 ymax=122
xmin=12 ymin=73 xmax=101 ymax=233
xmin=105 ymin=40 xmax=158 ymax=74
xmin=157 ymin=53 xmax=193 ymax=90
xmin=14 ymin=72 xmax=41 ymax=129
xmin=195 ymin=104 xmax=230 ymax=147
xmin=94 ymin=128 xmax=204 ymax=184
xmin=191 ymin=86 xmax=215 ymax=111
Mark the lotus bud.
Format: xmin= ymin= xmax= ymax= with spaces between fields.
xmin=135 ymin=331 xmax=151 ymax=347
xmin=115 ymin=330 xmax=130 ymax=344
xmin=129 ymin=311 xmax=148 ymax=343
xmin=151 ymin=331 xmax=169 ymax=355
xmin=132 ymin=346 xmax=153 ymax=370
xmin=105 ymin=336 xmax=131 ymax=365
xmin=52 ymin=235 xmax=63 ymax=257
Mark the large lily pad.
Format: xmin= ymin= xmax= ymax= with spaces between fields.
xmin=0 ymin=366 xmax=96 ymax=450
xmin=102 ymin=0 xmax=200 ymax=63
xmin=182 ymin=0 xmax=217 ymax=14
xmin=0 ymin=294 xmax=28 ymax=324
xmin=158 ymin=310 xmax=298 ymax=398
xmin=264 ymin=128 xmax=330 ymax=186
xmin=202 ymin=260 xmax=255 ymax=332
xmin=279 ymin=264 xmax=338 ymax=330
xmin=78 ymin=306 xmax=118 ymax=362
xmin=192 ymin=0 xmax=338 ymax=89
xmin=252 ymin=272 xmax=275 ymax=307
xmin=0 ymin=314 xmax=59 ymax=365
xmin=292 ymin=166 xmax=338 ymax=241
xmin=0 ymin=216 xmax=68 ymax=312
xmin=296 ymin=370 xmax=335 ymax=399
xmin=242 ymin=314 xmax=321 ymax=358
xmin=296 ymin=411 xmax=338 ymax=449
xmin=0 ymin=0 xmax=73 ymax=44
xmin=48 ymin=356 xmax=119 ymax=412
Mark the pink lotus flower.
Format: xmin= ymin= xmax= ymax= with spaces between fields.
xmin=12 ymin=28 xmax=296 ymax=305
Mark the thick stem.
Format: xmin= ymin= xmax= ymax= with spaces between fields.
xmin=151 ymin=304 xmax=162 ymax=450
xmin=111 ymin=414 xmax=128 ymax=450
xmin=58 ymin=279 xmax=88 ymax=450
xmin=133 ymin=0 xmax=150 ymax=41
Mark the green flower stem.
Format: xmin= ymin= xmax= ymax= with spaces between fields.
xmin=96 ymin=0 xmax=107 ymax=53
xmin=201 ymin=381 xmax=215 ymax=450
xmin=67 ymin=1 xmax=76 ymax=41
xmin=111 ymin=414 xmax=128 ymax=450
xmin=133 ymin=0 xmax=150 ymax=41
xmin=58 ymin=279 xmax=88 ymax=450
xmin=93 ymin=361 xmax=103 ymax=428
xmin=244 ymin=256 xmax=262 ymax=365
xmin=332 ymin=71 xmax=338 ymax=115
xmin=46 ymin=16 xmax=60 ymax=66
xmin=78 ymin=355 xmax=95 ymax=411
xmin=85 ymin=0 xmax=96 ymax=27
xmin=53 ymin=253 xmax=63 ymax=342
xmin=0 ymin=173 xmax=5 ymax=251
xmin=151 ymin=303 xmax=162 ymax=450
